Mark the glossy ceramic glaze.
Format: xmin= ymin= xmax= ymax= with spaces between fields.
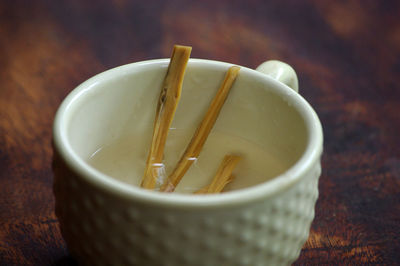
xmin=53 ymin=59 xmax=323 ymax=266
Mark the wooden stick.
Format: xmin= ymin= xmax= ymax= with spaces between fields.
xmin=194 ymin=155 xmax=240 ymax=194
xmin=141 ymin=45 xmax=192 ymax=189
xmin=160 ymin=66 xmax=241 ymax=192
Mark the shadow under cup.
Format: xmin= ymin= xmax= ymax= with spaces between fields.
xmin=53 ymin=59 xmax=323 ymax=265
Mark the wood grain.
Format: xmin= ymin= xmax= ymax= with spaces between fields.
xmin=1 ymin=0 xmax=399 ymax=265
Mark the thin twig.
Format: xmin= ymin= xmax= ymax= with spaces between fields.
xmin=160 ymin=66 xmax=241 ymax=192
xmin=141 ymin=45 xmax=192 ymax=189
xmin=194 ymin=155 xmax=240 ymax=194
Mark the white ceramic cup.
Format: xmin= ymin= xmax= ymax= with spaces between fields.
xmin=53 ymin=58 xmax=323 ymax=266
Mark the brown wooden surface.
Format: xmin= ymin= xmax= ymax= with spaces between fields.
xmin=1 ymin=0 xmax=399 ymax=265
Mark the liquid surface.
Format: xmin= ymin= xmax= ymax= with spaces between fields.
xmin=87 ymin=130 xmax=288 ymax=193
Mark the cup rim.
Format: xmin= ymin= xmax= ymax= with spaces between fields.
xmin=53 ymin=58 xmax=323 ymax=209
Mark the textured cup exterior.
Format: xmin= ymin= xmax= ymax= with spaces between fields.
xmin=53 ymin=153 xmax=321 ymax=266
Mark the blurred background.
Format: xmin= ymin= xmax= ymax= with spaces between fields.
xmin=1 ymin=0 xmax=399 ymax=264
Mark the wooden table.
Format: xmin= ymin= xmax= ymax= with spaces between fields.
xmin=1 ymin=1 xmax=399 ymax=265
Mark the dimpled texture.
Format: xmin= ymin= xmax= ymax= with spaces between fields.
xmin=53 ymin=156 xmax=321 ymax=266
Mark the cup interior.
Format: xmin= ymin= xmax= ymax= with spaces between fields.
xmin=57 ymin=59 xmax=314 ymax=196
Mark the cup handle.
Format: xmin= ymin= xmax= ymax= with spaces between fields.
xmin=255 ymin=60 xmax=299 ymax=93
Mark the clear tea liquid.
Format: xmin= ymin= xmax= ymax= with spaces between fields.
xmin=87 ymin=129 xmax=287 ymax=193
